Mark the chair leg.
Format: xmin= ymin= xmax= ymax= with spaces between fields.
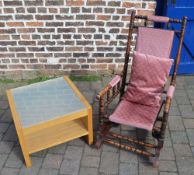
xmin=149 ymin=139 xmax=163 ymax=167
xmin=95 ymin=122 xmax=111 ymax=149
xmin=149 ymin=148 xmax=160 ymax=168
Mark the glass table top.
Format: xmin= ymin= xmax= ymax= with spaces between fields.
xmin=12 ymin=77 xmax=86 ymax=128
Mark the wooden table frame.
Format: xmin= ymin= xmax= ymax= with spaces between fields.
xmin=7 ymin=76 xmax=93 ymax=167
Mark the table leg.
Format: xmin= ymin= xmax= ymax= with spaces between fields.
xmin=87 ymin=107 xmax=93 ymax=145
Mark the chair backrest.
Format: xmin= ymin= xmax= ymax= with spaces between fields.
xmin=136 ymin=27 xmax=174 ymax=58
xmin=120 ymin=12 xmax=187 ymax=96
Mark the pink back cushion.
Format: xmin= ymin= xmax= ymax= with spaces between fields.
xmin=136 ymin=27 xmax=174 ymax=58
xmin=123 ymin=51 xmax=173 ymax=107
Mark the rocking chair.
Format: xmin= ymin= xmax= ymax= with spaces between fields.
xmin=95 ymin=11 xmax=187 ymax=167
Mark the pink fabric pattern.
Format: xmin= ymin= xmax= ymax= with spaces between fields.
xmin=123 ymin=52 xmax=173 ymax=107
xmin=109 ymin=75 xmax=121 ymax=87
xmin=136 ymin=27 xmax=174 ymax=58
xmin=167 ymin=85 xmax=175 ymax=98
xmin=109 ymin=100 xmax=160 ymax=131
xmin=147 ymin=15 xmax=169 ymax=23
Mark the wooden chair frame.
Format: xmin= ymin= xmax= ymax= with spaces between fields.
xmin=95 ymin=11 xmax=187 ymax=167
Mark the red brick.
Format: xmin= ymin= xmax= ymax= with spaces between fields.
xmin=47 ymin=47 xmax=64 ymax=51
xmin=24 ymin=0 xmax=43 ymax=6
xmin=66 ymin=0 xmax=84 ymax=6
xmin=46 ymin=0 xmax=64 ymax=6
xmin=116 ymin=8 xmax=125 ymax=14
xmin=96 ymin=41 xmax=108 ymax=45
xmin=97 ymin=15 xmax=111 ymax=21
xmin=26 ymin=64 xmax=44 ymax=69
xmin=0 ymin=35 xmax=10 ymax=40
xmin=0 ymin=53 xmax=15 ymax=58
xmin=121 ymin=29 xmax=128 ymax=34
xmin=4 ymin=1 xmax=22 ymax=6
xmin=97 ymin=58 xmax=113 ymax=63
xmin=0 ymin=22 xmax=5 ymax=27
xmin=86 ymin=21 xmax=104 ymax=26
xmin=49 ymin=8 xmax=58 ymax=13
xmin=45 ymin=64 xmax=61 ymax=69
xmin=27 ymin=7 xmax=36 ymax=13
xmin=56 ymin=15 xmax=74 ymax=20
xmin=18 ymin=41 xmax=36 ymax=45
xmin=81 ymin=64 xmax=89 ymax=69
xmin=9 ymin=47 xmax=26 ymax=52
xmin=37 ymin=28 xmax=55 ymax=33
xmin=36 ymin=53 xmax=53 ymax=57
xmin=17 ymin=28 xmax=35 ymax=33
xmin=87 ymin=0 xmax=106 ymax=6
xmin=0 ymin=41 xmax=16 ymax=46
xmin=63 ymin=64 xmax=80 ymax=69
xmin=4 ymin=8 xmax=14 ymax=13
xmin=39 ymin=59 xmax=47 ymax=63
xmin=108 ymin=1 xmax=121 ymax=6
xmin=105 ymin=8 xmax=115 ymax=14
xmin=7 ymin=22 xmax=24 ymax=27
xmin=91 ymin=64 xmax=107 ymax=69
xmin=122 ymin=2 xmax=141 ymax=8
xmin=11 ymin=59 xmax=20 ymax=63
xmin=30 ymin=59 xmax=38 ymax=63
xmin=85 ymin=47 xmax=94 ymax=52
xmin=15 ymin=15 xmax=33 ymax=20
xmin=26 ymin=22 xmax=43 ymax=27
xmin=78 ymin=59 xmax=86 ymax=63
xmin=76 ymin=14 xmax=95 ymax=20
xmin=59 ymin=59 xmax=67 ymax=63
xmin=9 ymin=64 xmax=25 ymax=69
xmin=78 ymin=28 xmax=96 ymax=33
xmin=121 ymin=16 xmax=131 ymax=21
xmin=58 ymin=28 xmax=75 ymax=33
xmin=65 ymin=47 xmax=83 ymax=52
xmin=137 ymin=10 xmax=154 ymax=16
xmin=16 ymin=7 xmax=25 ymax=13
xmin=17 ymin=53 xmax=34 ymax=57
xmin=60 ymin=8 xmax=69 ymax=13
xmin=21 ymin=35 xmax=31 ymax=40
xmin=0 ymin=29 xmax=15 ymax=34
xmin=0 ymin=15 xmax=12 ymax=20
xmin=0 ymin=65 xmax=8 ymax=69
xmin=36 ymin=15 xmax=53 ymax=20
xmin=46 ymin=22 xmax=63 ymax=27
xmin=54 ymin=53 xmax=71 ymax=57
xmin=0 ymin=47 xmax=8 ymax=52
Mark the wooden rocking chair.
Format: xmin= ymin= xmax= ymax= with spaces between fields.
xmin=95 ymin=11 xmax=187 ymax=167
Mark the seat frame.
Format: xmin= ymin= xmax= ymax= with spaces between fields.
xmin=95 ymin=11 xmax=187 ymax=167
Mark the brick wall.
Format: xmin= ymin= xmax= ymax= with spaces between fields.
xmin=0 ymin=0 xmax=156 ymax=79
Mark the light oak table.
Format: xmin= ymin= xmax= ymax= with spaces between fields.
xmin=7 ymin=76 xmax=93 ymax=167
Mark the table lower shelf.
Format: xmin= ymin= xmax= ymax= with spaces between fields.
xmin=24 ymin=119 xmax=88 ymax=154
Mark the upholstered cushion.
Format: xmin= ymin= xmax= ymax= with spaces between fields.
xmin=136 ymin=27 xmax=174 ymax=58
xmin=123 ymin=51 xmax=173 ymax=107
xmin=109 ymin=100 xmax=160 ymax=131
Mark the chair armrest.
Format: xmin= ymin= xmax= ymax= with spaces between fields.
xmin=167 ymin=85 xmax=175 ymax=99
xmin=96 ymin=75 xmax=122 ymax=99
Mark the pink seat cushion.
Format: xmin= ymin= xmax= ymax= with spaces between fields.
xmin=123 ymin=51 xmax=173 ymax=107
xmin=136 ymin=27 xmax=174 ymax=58
xmin=109 ymin=100 xmax=160 ymax=131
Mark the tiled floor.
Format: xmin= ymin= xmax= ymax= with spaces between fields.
xmin=0 ymin=75 xmax=194 ymax=175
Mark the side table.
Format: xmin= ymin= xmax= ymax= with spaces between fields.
xmin=7 ymin=76 xmax=93 ymax=167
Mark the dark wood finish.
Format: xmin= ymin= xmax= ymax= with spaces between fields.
xmin=120 ymin=11 xmax=135 ymax=97
xmin=95 ymin=12 xmax=187 ymax=167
